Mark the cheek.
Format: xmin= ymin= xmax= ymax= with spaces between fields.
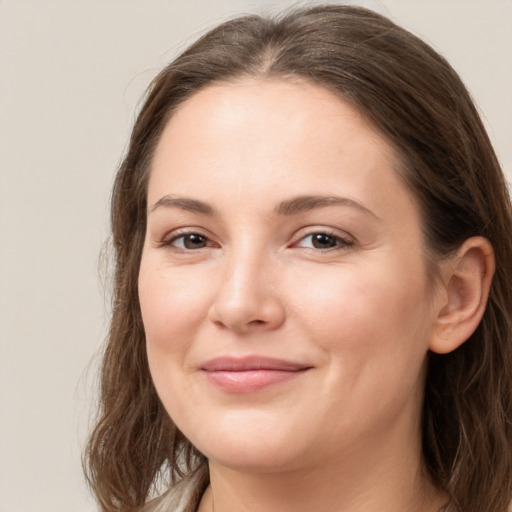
xmin=138 ymin=259 xmax=214 ymax=353
xmin=297 ymin=265 xmax=432 ymax=422
xmin=138 ymin=261 xmax=212 ymax=417
xmin=292 ymin=261 xmax=433 ymax=365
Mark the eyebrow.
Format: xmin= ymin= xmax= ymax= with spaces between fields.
xmin=149 ymin=195 xmax=216 ymax=215
xmin=276 ymin=195 xmax=379 ymax=219
xmin=149 ymin=193 xmax=378 ymax=219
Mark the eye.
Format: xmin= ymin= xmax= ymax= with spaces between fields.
xmin=295 ymin=231 xmax=353 ymax=250
xmin=167 ymin=232 xmax=213 ymax=250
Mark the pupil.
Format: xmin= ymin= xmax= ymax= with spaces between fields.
xmin=184 ymin=234 xmax=205 ymax=249
xmin=312 ymin=233 xmax=336 ymax=249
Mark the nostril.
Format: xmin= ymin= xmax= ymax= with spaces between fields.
xmin=208 ymin=293 xmax=286 ymax=332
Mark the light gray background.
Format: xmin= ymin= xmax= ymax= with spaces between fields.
xmin=1 ymin=1 xmax=511 ymax=511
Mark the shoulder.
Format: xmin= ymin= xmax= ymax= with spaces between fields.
xmin=142 ymin=467 xmax=208 ymax=512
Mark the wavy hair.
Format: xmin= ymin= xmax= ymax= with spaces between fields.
xmin=84 ymin=5 xmax=512 ymax=512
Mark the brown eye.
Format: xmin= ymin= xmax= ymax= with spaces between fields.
xmin=294 ymin=231 xmax=353 ymax=251
xmin=170 ymin=233 xmax=210 ymax=250
xmin=185 ymin=234 xmax=207 ymax=249
xmin=311 ymin=233 xmax=339 ymax=249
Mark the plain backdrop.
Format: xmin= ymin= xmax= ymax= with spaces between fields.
xmin=1 ymin=1 xmax=511 ymax=511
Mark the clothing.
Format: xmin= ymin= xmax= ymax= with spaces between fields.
xmin=143 ymin=467 xmax=206 ymax=512
xmin=143 ymin=467 xmax=453 ymax=512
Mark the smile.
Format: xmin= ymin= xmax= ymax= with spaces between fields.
xmin=200 ymin=356 xmax=312 ymax=393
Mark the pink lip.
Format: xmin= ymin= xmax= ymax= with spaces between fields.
xmin=200 ymin=356 xmax=311 ymax=393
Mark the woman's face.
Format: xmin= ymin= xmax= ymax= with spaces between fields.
xmin=139 ymin=79 xmax=442 ymax=472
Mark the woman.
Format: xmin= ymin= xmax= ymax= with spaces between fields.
xmin=84 ymin=5 xmax=512 ymax=512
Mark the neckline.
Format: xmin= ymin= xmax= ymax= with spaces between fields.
xmin=438 ymin=501 xmax=452 ymax=512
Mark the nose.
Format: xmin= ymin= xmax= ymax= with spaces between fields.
xmin=208 ymin=252 xmax=286 ymax=333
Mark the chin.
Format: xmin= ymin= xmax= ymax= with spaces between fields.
xmin=202 ymin=443 xmax=304 ymax=474
xmin=181 ymin=410 xmax=309 ymax=473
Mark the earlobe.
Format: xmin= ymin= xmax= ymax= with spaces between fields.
xmin=429 ymin=237 xmax=495 ymax=354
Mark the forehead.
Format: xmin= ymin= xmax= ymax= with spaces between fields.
xmin=156 ymin=78 xmax=389 ymax=149
xmin=148 ymin=78 xmax=420 ymax=229
xmin=151 ymin=79 xmax=397 ymax=183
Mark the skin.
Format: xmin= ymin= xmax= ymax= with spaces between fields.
xmin=138 ymin=79 xmax=459 ymax=511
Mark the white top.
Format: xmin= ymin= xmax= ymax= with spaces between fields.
xmin=142 ymin=468 xmax=456 ymax=512
xmin=143 ymin=468 xmax=207 ymax=512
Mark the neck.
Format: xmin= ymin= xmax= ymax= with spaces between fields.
xmin=199 ymin=435 xmax=447 ymax=512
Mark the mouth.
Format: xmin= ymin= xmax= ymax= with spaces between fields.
xmin=200 ymin=356 xmax=312 ymax=393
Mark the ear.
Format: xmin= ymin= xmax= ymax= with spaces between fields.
xmin=429 ymin=236 xmax=495 ymax=354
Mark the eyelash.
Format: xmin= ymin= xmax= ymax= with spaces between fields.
xmin=292 ymin=230 xmax=354 ymax=251
xmin=158 ymin=228 xmax=354 ymax=253
xmin=158 ymin=230 xmax=216 ymax=251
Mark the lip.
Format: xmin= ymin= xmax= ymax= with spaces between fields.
xmin=200 ymin=356 xmax=312 ymax=393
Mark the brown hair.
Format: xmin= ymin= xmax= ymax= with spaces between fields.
xmin=84 ymin=5 xmax=512 ymax=512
